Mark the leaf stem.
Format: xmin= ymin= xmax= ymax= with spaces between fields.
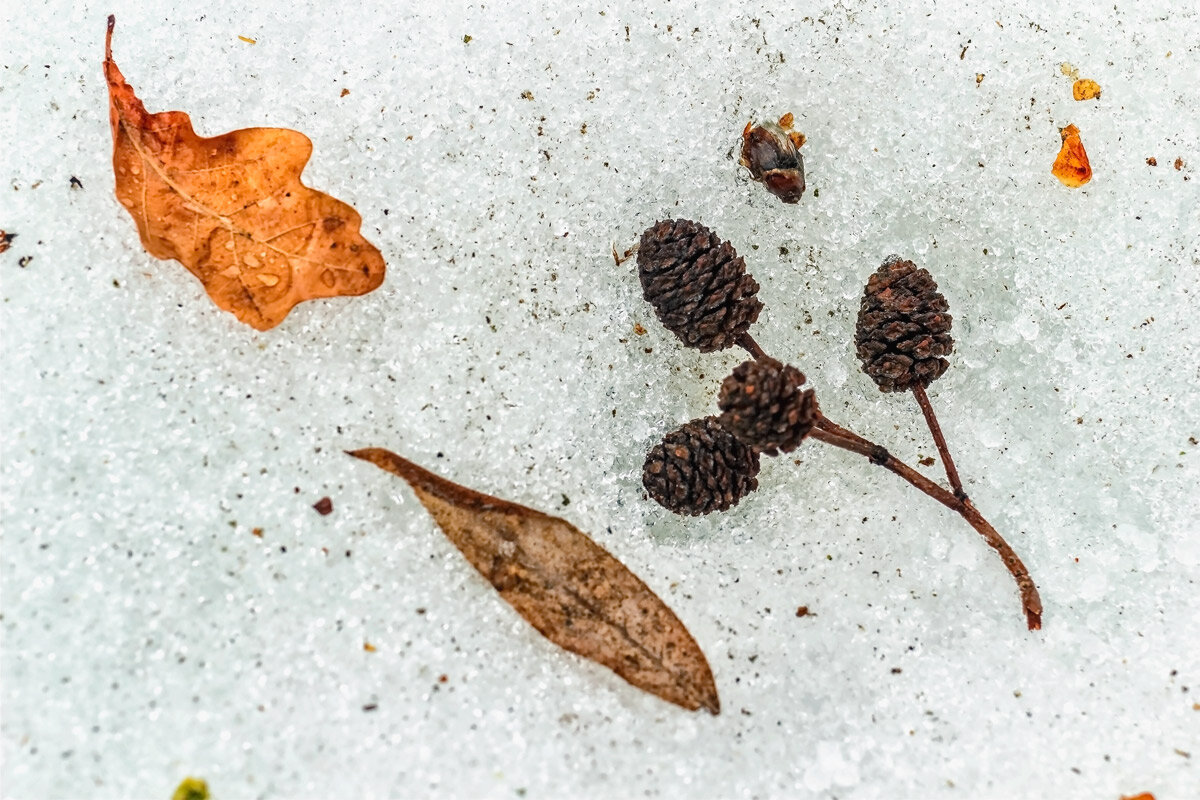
xmin=912 ymin=383 xmax=966 ymax=500
xmin=809 ymin=418 xmax=1042 ymax=630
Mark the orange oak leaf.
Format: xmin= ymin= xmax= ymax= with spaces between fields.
xmin=348 ymin=447 xmax=720 ymax=714
xmin=104 ymin=17 xmax=385 ymax=330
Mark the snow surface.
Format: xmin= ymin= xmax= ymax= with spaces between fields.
xmin=2 ymin=1 xmax=1198 ymax=798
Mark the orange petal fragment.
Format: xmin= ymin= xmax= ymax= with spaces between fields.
xmin=1052 ymin=124 xmax=1092 ymax=188
xmin=104 ymin=17 xmax=385 ymax=330
xmin=1072 ymin=78 xmax=1102 ymax=101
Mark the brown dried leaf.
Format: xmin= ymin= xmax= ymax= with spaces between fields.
xmin=104 ymin=17 xmax=385 ymax=330
xmin=347 ymin=447 xmax=720 ymax=714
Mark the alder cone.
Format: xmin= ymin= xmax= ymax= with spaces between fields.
xmin=718 ymin=357 xmax=817 ymax=455
xmin=643 ymin=417 xmax=760 ymax=516
xmin=637 ymin=219 xmax=762 ymax=352
xmin=855 ymin=257 xmax=954 ymax=392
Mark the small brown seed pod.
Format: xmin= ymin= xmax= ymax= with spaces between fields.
xmin=740 ymin=113 xmax=807 ymax=204
xmin=642 ymin=416 xmax=761 ymax=515
xmin=637 ymin=219 xmax=763 ymax=352
xmin=718 ymin=357 xmax=817 ymax=455
xmin=855 ymin=257 xmax=954 ymax=392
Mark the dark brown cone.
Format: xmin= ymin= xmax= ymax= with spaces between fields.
xmin=855 ymin=257 xmax=954 ymax=392
xmin=642 ymin=416 xmax=760 ymax=515
xmin=637 ymin=219 xmax=763 ymax=352
xmin=717 ymin=357 xmax=817 ymax=455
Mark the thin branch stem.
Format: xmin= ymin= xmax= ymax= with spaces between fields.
xmin=737 ymin=332 xmax=769 ymax=361
xmin=814 ymin=414 xmax=875 ymax=450
xmin=731 ymin=338 xmax=1041 ymax=628
xmin=809 ymin=426 xmax=948 ymax=506
xmin=809 ymin=418 xmax=1042 ymax=630
xmin=912 ymin=383 xmax=966 ymax=500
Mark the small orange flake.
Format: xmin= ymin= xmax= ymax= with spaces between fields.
xmin=1146 ymin=157 xmax=1158 ymax=167
xmin=251 ymin=527 xmax=264 ymax=538
xmin=1175 ymin=157 xmax=1185 ymax=171
xmin=1119 ymin=793 xmax=1156 ymax=800
xmin=633 ymin=323 xmax=647 ymax=335
xmin=1052 ymin=124 xmax=1092 ymax=187
xmin=363 ymin=641 xmax=376 ymax=652
xmin=238 ymin=35 xmax=257 ymax=45
xmin=1072 ymin=78 xmax=1102 ymax=101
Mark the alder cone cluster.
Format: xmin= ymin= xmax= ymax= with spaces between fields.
xmin=642 ymin=417 xmax=760 ymax=516
xmin=718 ymin=357 xmax=817 ymax=455
xmin=855 ymin=257 xmax=954 ymax=392
xmin=637 ymin=219 xmax=763 ymax=352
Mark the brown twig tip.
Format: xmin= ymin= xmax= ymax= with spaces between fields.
xmin=810 ymin=419 xmax=1043 ymax=631
xmin=106 ymin=15 xmax=115 ymax=59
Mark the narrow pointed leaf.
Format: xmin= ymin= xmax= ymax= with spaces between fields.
xmin=348 ymin=447 xmax=720 ymax=714
xmin=104 ymin=17 xmax=385 ymax=330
